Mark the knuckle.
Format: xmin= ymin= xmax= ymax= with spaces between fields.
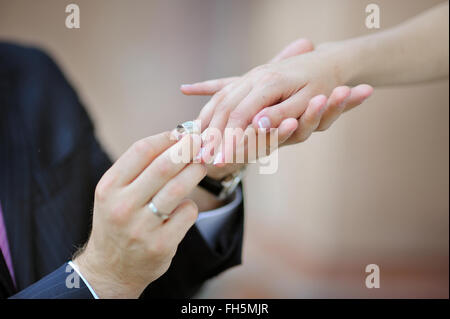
xmin=95 ymin=182 xmax=108 ymax=202
xmin=219 ymin=78 xmax=234 ymax=89
xmin=215 ymin=101 xmax=231 ymax=114
xmin=304 ymin=113 xmax=319 ymax=126
xmin=187 ymin=164 xmax=208 ymax=181
xmin=274 ymin=106 xmax=286 ymax=119
xmin=95 ymin=173 xmax=115 ymax=201
xmin=252 ymin=64 xmax=270 ymax=74
xmin=168 ymin=181 xmax=185 ymax=198
xmin=217 ymin=79 xmax=227 ymax=88
xmin=109 ymin=201 xmax=132 ymax=225
xmin=228 ymin=110 xmax=247 ymax=126
xmin=183 ymin=201 xmax=199 ymax=222
xmin=222 ymin=82 xmax=235 ymax=93
xmin=155 ymin=161 xmax=171 ymax=177
xmin=214 ymin=90 xmax=228 ymax=104
xmin=259 ymin=71 xmax=282 ymax=84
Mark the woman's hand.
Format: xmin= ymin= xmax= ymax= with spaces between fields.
xmin=74 ymin=132 xmax=206 ymax=298
xmin=181 ymin=38 xmax=316 ymax=96
xmin=195 ymin=85 xmax=372 ymax=172
xmin=181 ymin=39 xmax=373 ymax=165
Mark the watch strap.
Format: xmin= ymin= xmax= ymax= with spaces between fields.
xmin=198 ymin=175 xmax=223 ymax=197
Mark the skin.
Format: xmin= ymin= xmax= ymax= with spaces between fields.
xmin=72 ymin=2 xmax=449 ymax=298
xmin=184 ymin=38 xmax=373 ymax=175
xmin=75 ymin=133 xmax=208 ymax=298
xmin=181 ymin=2 xmax=448 ymax=166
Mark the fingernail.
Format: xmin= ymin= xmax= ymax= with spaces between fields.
xmin=213 ymin=151 xmax=223 ymax=166
xmin=258 ymin=117 xmax=271 ymax=130
xmin=180 ymin=84 xmax=194 ymax=90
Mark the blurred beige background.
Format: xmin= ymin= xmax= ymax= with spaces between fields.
xmin=0 ymin=0 xmax=448 ymax=298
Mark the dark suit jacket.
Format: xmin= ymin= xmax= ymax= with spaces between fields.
xmin=0 ymin=43 xmax=243 ymax=298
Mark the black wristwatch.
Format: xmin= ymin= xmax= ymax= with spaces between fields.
xmin=199 ymin=168 xmax=245 ymax=200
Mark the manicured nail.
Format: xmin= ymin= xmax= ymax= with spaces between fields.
xmin=213 ymin=151 xmax=223 ymax=166
xmin=258 ymin=117 xmax=271 ymax=130
xmin=180 ymin=84 xmax=192 ymax=89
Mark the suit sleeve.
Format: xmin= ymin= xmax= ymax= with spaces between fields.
xmin=9 ymin=188 xmax=243 ymax=299
xmin=6 ymin=45 xmax=244 ymax=299
xmin=9 ymin=263 xmax=94 ymax=299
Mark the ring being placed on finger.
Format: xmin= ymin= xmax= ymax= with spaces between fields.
xmin=176 ymin=120 xmax=201 ymax=136
xmin=148 ymin=201 xmax=170 ymax=221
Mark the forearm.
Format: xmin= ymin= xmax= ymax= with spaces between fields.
xmin=326 ymin=2 xmax=449 ymax=87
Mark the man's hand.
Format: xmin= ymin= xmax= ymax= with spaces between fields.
xmin=74 ymin=132 xmax=206 ymax=298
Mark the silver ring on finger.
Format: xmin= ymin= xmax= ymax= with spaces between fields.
xmin=147 ymin=201 xmax=170 ymax=221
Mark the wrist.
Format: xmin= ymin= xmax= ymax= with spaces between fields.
xmin=189 ymin=163 xmax=244 ymax=211
xmin=73 ymin=244 xmax=145 ymax=299
xmin=316 ymin=40 xmax=363 ymax=86
xmin=189 ymin=164 xmax=245 ymax=212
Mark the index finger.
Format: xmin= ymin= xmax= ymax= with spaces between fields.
xmin=106 ymin=131 xmax=175 ymax=187
xmin=128 ymin=134 xmax=202 ymax=207
xmin=180 ymin=77 xmax=239 ymax=96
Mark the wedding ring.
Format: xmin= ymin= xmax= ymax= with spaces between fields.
xmin=176 ymin=120 xmax=200 ymax=135
xmin=148 ymin=201 xmax=170 ymax=221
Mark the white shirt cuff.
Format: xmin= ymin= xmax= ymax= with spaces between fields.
xmin=195 ymin=186 xmax=242 ymax=247
xmin=68 ymin=261 xmax=99 ymax=299
xmin=67 ymin=186 xmax=242 ymax=299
